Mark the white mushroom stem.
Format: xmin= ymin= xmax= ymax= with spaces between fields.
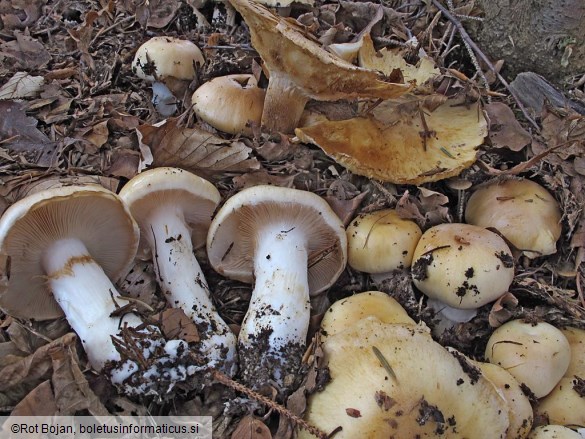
xmin=262 ymin=74 xmax=309 ymax=133
xmin=241 ymin=222 xmax=310 ymax=385
xmin=145 ymin=206 xmax=237 ymax=373
xmin=41 ymin=238 xmax=143 ymax=370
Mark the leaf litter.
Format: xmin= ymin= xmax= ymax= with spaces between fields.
xmin=0 ymin=0 xmax=584 ymax=437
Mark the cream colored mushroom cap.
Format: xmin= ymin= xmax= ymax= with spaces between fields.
xmin=133 ymin=37 xmax=204 ymax=82
xmin=535 ymin=377 xmax=585 ymax=427
xmin=562 ymin=327 xmax=585 ymax=378
xmin=320 ymin=291 xmax=415 ymax=338
xmin=192 ymin=74 xmax=265 ymax=135
xmin=485 ymin=320 xmax=571 ymax=398
xmin=528 ymin=426 xmax=583 ymax=439
xmin=0 ymin=185 xmax=139 ymax=320
xmin=465 ymin=178 xmax=562 ymax=258
xmin=346 ymin=209 xmax=422 ymax=273
xmin=298 ymin=317 xmax=509 ymax=439
xmin=472 ymin=361 xmax=534 ymax=439
xmin=207 ymin=185 xmax=346 ymax=295
xmin=411 ymin=223 xmax=514 ymax=309
xmin=119 ymin=167 xmax=220 ymax=252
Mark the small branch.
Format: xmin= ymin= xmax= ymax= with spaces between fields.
xmin=211 ymin=369 xmax=329 ymax=439
xmin=431 ymin=0 xmax=540 ymax=132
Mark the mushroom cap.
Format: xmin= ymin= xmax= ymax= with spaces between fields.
xmin=411 ymin=223 xmax=515 ymax=309
xmin=133 ymin=37 xmax=204 ymax=82
xmin=118 ymin=167 xmax=221 ymax=253
xmin=298 ymin=317 xmax=509 ymax=439
xmin=528 ymin=426 xmax=583 ymax=439
xmin=192 ymin=74 xmax=265 ymax=135
xmin=485 ymin=320 xmax=571 ymax=398
xmin=320 ymin=291 xmax=415 ymax=339
xmin=465 ymin=178 xmax=562 ymax=258
xmin=295 ymin=98 xmax=487 ymax=184
xmin=206 ymin=185 xmax=347 ymax=295
xmin=228 ymin=0 xmax=411 ymax=102
xmin=346 ymin=209 xmax=422 ymax=273
xmin=535 ymin=376 xmax=585 ymax=427
xmin=0 ymin=185 xmax=139 ymax=320
xmin=562 ymin=327 xmax=585 ymax=378
xmin=472 ymin=360 xmax=534 ymax=439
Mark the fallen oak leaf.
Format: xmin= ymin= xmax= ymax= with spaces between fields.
xmin=137 ymin=118 xmax=261 ymax=181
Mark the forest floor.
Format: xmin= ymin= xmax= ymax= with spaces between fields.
xmin=0 ymin=0 xmax=584 ymax=438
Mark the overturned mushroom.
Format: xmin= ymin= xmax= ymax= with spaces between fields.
xmin=228 ymin=0 xmax=411 ymax=133
xmin=119 ymin=168 xmax=236 ymax=375
xmin=465 ymin=178 xmax=562 ymax=258
xmin=207 ymin=185 xmax=346 ymax=394
xmin=0 ymin=185 xmax=142 ymax=370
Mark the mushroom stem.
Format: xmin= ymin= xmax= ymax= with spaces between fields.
xmin=240 ymin=223 xmax=310 ymax=388
xmin=42 ymin=238 xmax=142 ymax=370
xmin=261 ymin=74 xmax=309 ymax=133
xmin=145 ymin=206 xmax=237 ymax=374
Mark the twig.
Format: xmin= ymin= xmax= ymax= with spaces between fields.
xmin=211 ymin=369 xmax=329 ymax=439
xmin=431 ymin=0 xmax=540 ymax=132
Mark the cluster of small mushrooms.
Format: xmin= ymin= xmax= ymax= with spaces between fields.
xmin=0 ymin=0 xmax=584 ymax=436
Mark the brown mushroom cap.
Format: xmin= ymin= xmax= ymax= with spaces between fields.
xmin=192 ymin=74 xmax=265 ymax=135
xmin=0 ymin=185 xmax=139 ymax=320
xmin=206 ymin=185 xmax=347 ymax=295
xmin=119 ymin=167 xmax=220 ymax=254
xmin=228 ymin=0 xmax=411 ymax=132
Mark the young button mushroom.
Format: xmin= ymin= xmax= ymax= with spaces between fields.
xmin=192 ymin=74 xmax=265 ymax=135
xmin=465 ymin=178 xmax=562 ymax=258
xmin=411 ymin=223 xmax=515 ymax=319
xmin=0 ymin=185 xmax=142 ymax=370
xmin=119 ymin=167 xmax=237 ymax=375
xmin=133 ymin=37 xmax=205 ymax=116
xmin=528 ymin=425 xmax=583 ymax=439
xmin=535 ymin=376 xmax=585 ymax=427
xmin=485 ymin=320 xmax=571 ymax=398
xmin=228 ymin=0 xmax=411 ymax=133
xmin=346 ymin=209 xmax=422 ymax=282
xmin=207 ymin=185 xmax=347 ymax=393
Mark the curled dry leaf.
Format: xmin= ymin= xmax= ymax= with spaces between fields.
xmin=0 ymin=71 xmax=44 ymax=99
xmin=488 ymin=292 xmax=519 ymax=328
xmin=484 ymin=102 xmax=532 ymax=152
xmin=296 ymin=98 xmax=487 ymax=184
xmin=137 ymin=118 xmax=261 ymax=180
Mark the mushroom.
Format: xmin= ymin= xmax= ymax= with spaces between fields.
xmin=118 ymin=167 xmax=237 ymax=375
xmin=298 ymin=317 xmax=509 ymax=438
xmin=133 ymin=37 xmax=205 ymax=116
xmin=346 ymin=209 xmax=422 ymax=281
xmin=0 ymin=185 xmax=142 ymax=370
xmin=562 ymin=327 xmax=585 ymax=378
xmin=228 ymin=0 xmax=411 ymax=133
xmin=484 ymin=319 xmax=571 ymax=398
xmin=535 ymin=376 xmax=585 ymax=427
xmin=206 ymin=185 xmax=347 ymax=392
xmin=320 ymin=291 xmax=415 ymax=339
xmin=528 ymin=426 xmax=583 ymax=439
xmin=192 ymin=74 xmax=265 ymax=135
xmin=470 ymin=360 xmax=534 ymax=439
xmin=411 ymin=223 xmax=515 ymax=313
xmin=465 ymin=178 xmax=562 ymax=258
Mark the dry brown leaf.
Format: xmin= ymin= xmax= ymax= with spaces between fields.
xmin=105 ymin=148 xmax=140 ymax=179
xmin=10 ymin=380 xmax=57 ymax=416
xmin=484 ymin=102 xmax=532 ymax=152
xmin=0 ymin=32 xmax=51 ymax=69
xmin=230 ymin=415 xmax=272 ymax=439
xmin=417 ymin=187 xmax=451 ymax=227
xmin=0 ymin=71 xmax=44 ymax=99
xmin=488 ymin=293 xmax=519 ymax=328
xmin=159 ymin=308 xmax=200 ymax=343
xmin=137 ymin=118 xmax=261 ymax=180
xmin=0 ymin=0 xmax=47 ymax=29
xmin=0 ymin=101 xmax=58 ymax=167
xmin=232 ymin=170 xmax=296 ymax=189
